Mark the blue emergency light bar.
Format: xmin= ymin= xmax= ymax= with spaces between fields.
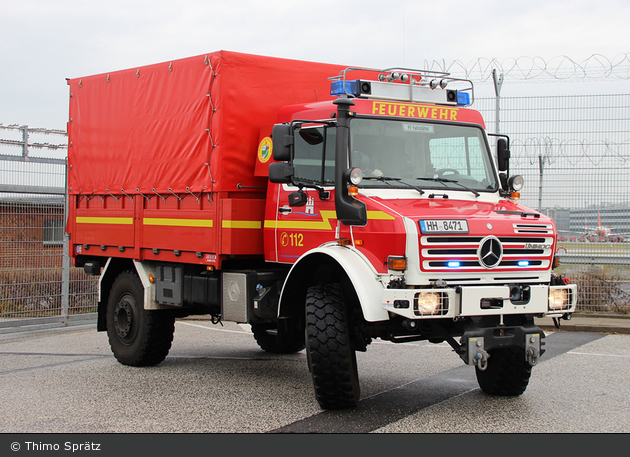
xmin=330 ymin=79 xmax=471 ymax=106
xmin=330 ymin=80 xmax=363 ymax=97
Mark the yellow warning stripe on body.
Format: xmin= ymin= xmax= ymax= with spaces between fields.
xmin=143 ymin=218 xmax=213 ymax=228
xmin=264 ymin=210 xmax=395 ymax=230
xmin=222 ymin=220 xmax=262 ymax=229
xmin=366 ymin=211 xmax=397 ymax=220
xmin=76 ymin=216 xmax=133 ymax=225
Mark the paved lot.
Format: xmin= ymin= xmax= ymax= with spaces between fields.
xmin=0 ymin=320 xmax=629 ymax=434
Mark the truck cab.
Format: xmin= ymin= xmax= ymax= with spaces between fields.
xmin=263 ymin=67 xmax=577 ymax=408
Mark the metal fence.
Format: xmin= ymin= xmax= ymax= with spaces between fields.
xmin=0 ymin=124 xmax=97 ymax=330
xmin=1 ymin=82 xmax=629 ymax=325
xmin=475 ymin=93 xmax=630 ymax=314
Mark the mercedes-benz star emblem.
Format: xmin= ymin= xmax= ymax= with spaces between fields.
xmin=478 ymin=235 xmax=503 ymax=269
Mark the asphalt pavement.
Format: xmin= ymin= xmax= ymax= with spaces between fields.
xmin=0 ymin=315 xmax=629 ymax=437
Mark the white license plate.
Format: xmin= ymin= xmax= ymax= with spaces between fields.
xmin=419 ymin=219 xmax=469 ymax=234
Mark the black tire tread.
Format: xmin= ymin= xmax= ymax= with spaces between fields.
xmin=306 ymin=284 xmax=360 ymax=409
xmin=251 ymin=323 xmax=305 ymax=354
xmin=107 ymin=271 xmax=175 ymax=367
xmin=476 ymin=346 xmax=532 ymax=396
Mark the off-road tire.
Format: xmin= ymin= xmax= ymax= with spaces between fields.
xmin=251 ymin=323 xmax=305 ymax=354
xmin=106 ymin=271 xmax=175 ymax=366
xmin=476 ymin=346 xmax=532 ymax=396
xmin=306 ymin=283 xmax=360 ymax=409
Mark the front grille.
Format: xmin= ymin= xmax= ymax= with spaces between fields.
xmin=421 ymin=235 xmax=553 ymax=271
xmin=513 ymin=223 xmax=554 ymax=235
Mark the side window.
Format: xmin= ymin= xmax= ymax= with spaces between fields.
xmin=293 ymin=127 xmax=336 ymax=186
xmin=43 ymin=219 xmax=64 ymax=246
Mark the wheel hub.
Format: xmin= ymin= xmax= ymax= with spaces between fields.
xmin=114 ymin=296 xmax=134 ymax=339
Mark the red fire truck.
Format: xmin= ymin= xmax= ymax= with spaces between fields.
xmin=66 ymin=51 xmax=577 ymax=409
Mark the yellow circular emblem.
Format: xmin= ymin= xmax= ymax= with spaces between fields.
xmin=258 ymin=137 xmax=273 ymax=164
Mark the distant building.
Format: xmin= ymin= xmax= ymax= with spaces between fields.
xmin=0 ymin=196 xmax=64 ymax=270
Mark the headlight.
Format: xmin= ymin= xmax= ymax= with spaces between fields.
xmin=549 ymin=288 xmax=569 ymax=310
xmin=345 ymin=167 xmax=363 ymax=185
xmin=508 ymin=175 xmax=524 ymax=192
xmin=414 ymin=292 xmax=444 ymax=315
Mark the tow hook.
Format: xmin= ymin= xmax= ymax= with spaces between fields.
xmin=474 ymin=349 xmax=490 ymax=370
xmin=526 ymin=347 xmax=539 ymax=366
xmin=525 ymin=334 xmax=541 ymax=366
xmin=467 ymin=337 xmax=490 ymax=371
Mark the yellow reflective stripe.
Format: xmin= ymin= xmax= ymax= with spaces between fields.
xmin=143 ymin=218 xmax=213 ymax=228
xmin=367 ymin=211 xmax=396 ymax=220
xmin=76 ymin=216 xmax=133 ymax=225
xmin=222 ymin=220 xmax=262 ymax=229
xmin=263 ymin=210 xmax=395 ymax=230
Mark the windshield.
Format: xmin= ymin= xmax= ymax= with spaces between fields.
xmin=349 ymin=118 xmax=499 ymax=193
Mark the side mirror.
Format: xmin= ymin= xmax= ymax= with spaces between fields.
xmin=268 ymin=162 xmax=294 ymax=184
xmin=272 ymin=124 xmax=293 ymax=162
xmin=497 ymin=138 xmax=510 ymax=172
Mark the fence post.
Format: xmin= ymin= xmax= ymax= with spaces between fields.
xmin=492 ymin=69 xmax=504 ymax=134
xmin=61 ymin=158 xmax=70 ymax=324
xmin=62 ymin=234 xmax=70 ymax=324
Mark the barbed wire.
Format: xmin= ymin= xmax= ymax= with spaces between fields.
xmin=510 ymin=138 xmax=630 ymax=168
xmin=0 ymin=123 xmax=67 ymax=136
xmin=422 ymin=54 xmax=630 ymax=83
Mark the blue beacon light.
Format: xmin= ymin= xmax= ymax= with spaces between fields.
xmin=447 ymin=261 xmax=461 ymax=268
xmin=330 ymin=80 xmax=361 ymax=97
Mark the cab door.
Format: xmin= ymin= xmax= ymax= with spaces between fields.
xmin=272 ymin=125 xmax=338 ymax=264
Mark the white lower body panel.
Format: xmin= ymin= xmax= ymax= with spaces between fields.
xmin=382 ymin=284 xmax=577 ymax=319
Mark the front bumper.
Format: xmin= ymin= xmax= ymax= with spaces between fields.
xmin=382 ymin=283 xmax=577 ymax=320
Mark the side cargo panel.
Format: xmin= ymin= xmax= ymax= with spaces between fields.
xmin=66 ymin=51 xmax=346 ymax=263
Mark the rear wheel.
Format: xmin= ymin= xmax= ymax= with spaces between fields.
xmin=476 ymin=347 xmax=532 ymax=396
xmin=251 ymin=322 xmax=305 ymax=354
xmin=106 ymin=271 xmax=175 ymax=366
xmin=306 ymin=283 xmax=360 ymax=409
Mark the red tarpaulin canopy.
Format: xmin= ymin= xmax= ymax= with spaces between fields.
xmin=67 ymin=51 xmax=346 ymax=196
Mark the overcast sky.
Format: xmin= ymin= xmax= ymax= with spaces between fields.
xmin=1 ymin=0 xmax=629 ymax=130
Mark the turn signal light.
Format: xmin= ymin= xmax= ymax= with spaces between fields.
xmin=387 ymin=256 xmax=407 ymax=271
xmin=348 ymin=185 xmax=359 ymax=196
xmin=338 ymin=238 xmax=363 ymax=246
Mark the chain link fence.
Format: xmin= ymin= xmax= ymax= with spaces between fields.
xmin=475 ymin=93 xmax=630 ymax=314
xmin=0 ymin=125 xmax=97 ymax=331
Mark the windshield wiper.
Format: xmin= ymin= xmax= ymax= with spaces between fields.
xmin=364 ymin=176 xmax=425 ymax=195
xmin=416 ymin=177 xmax=480 ymax=197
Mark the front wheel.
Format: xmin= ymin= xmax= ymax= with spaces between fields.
xmin=475 ymin=347 xmax=532 ymax=396
xmin=106 ymin=271 xmax=175 ymax=366
xmin=306 ymin=283 xmax=360 ymax=409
